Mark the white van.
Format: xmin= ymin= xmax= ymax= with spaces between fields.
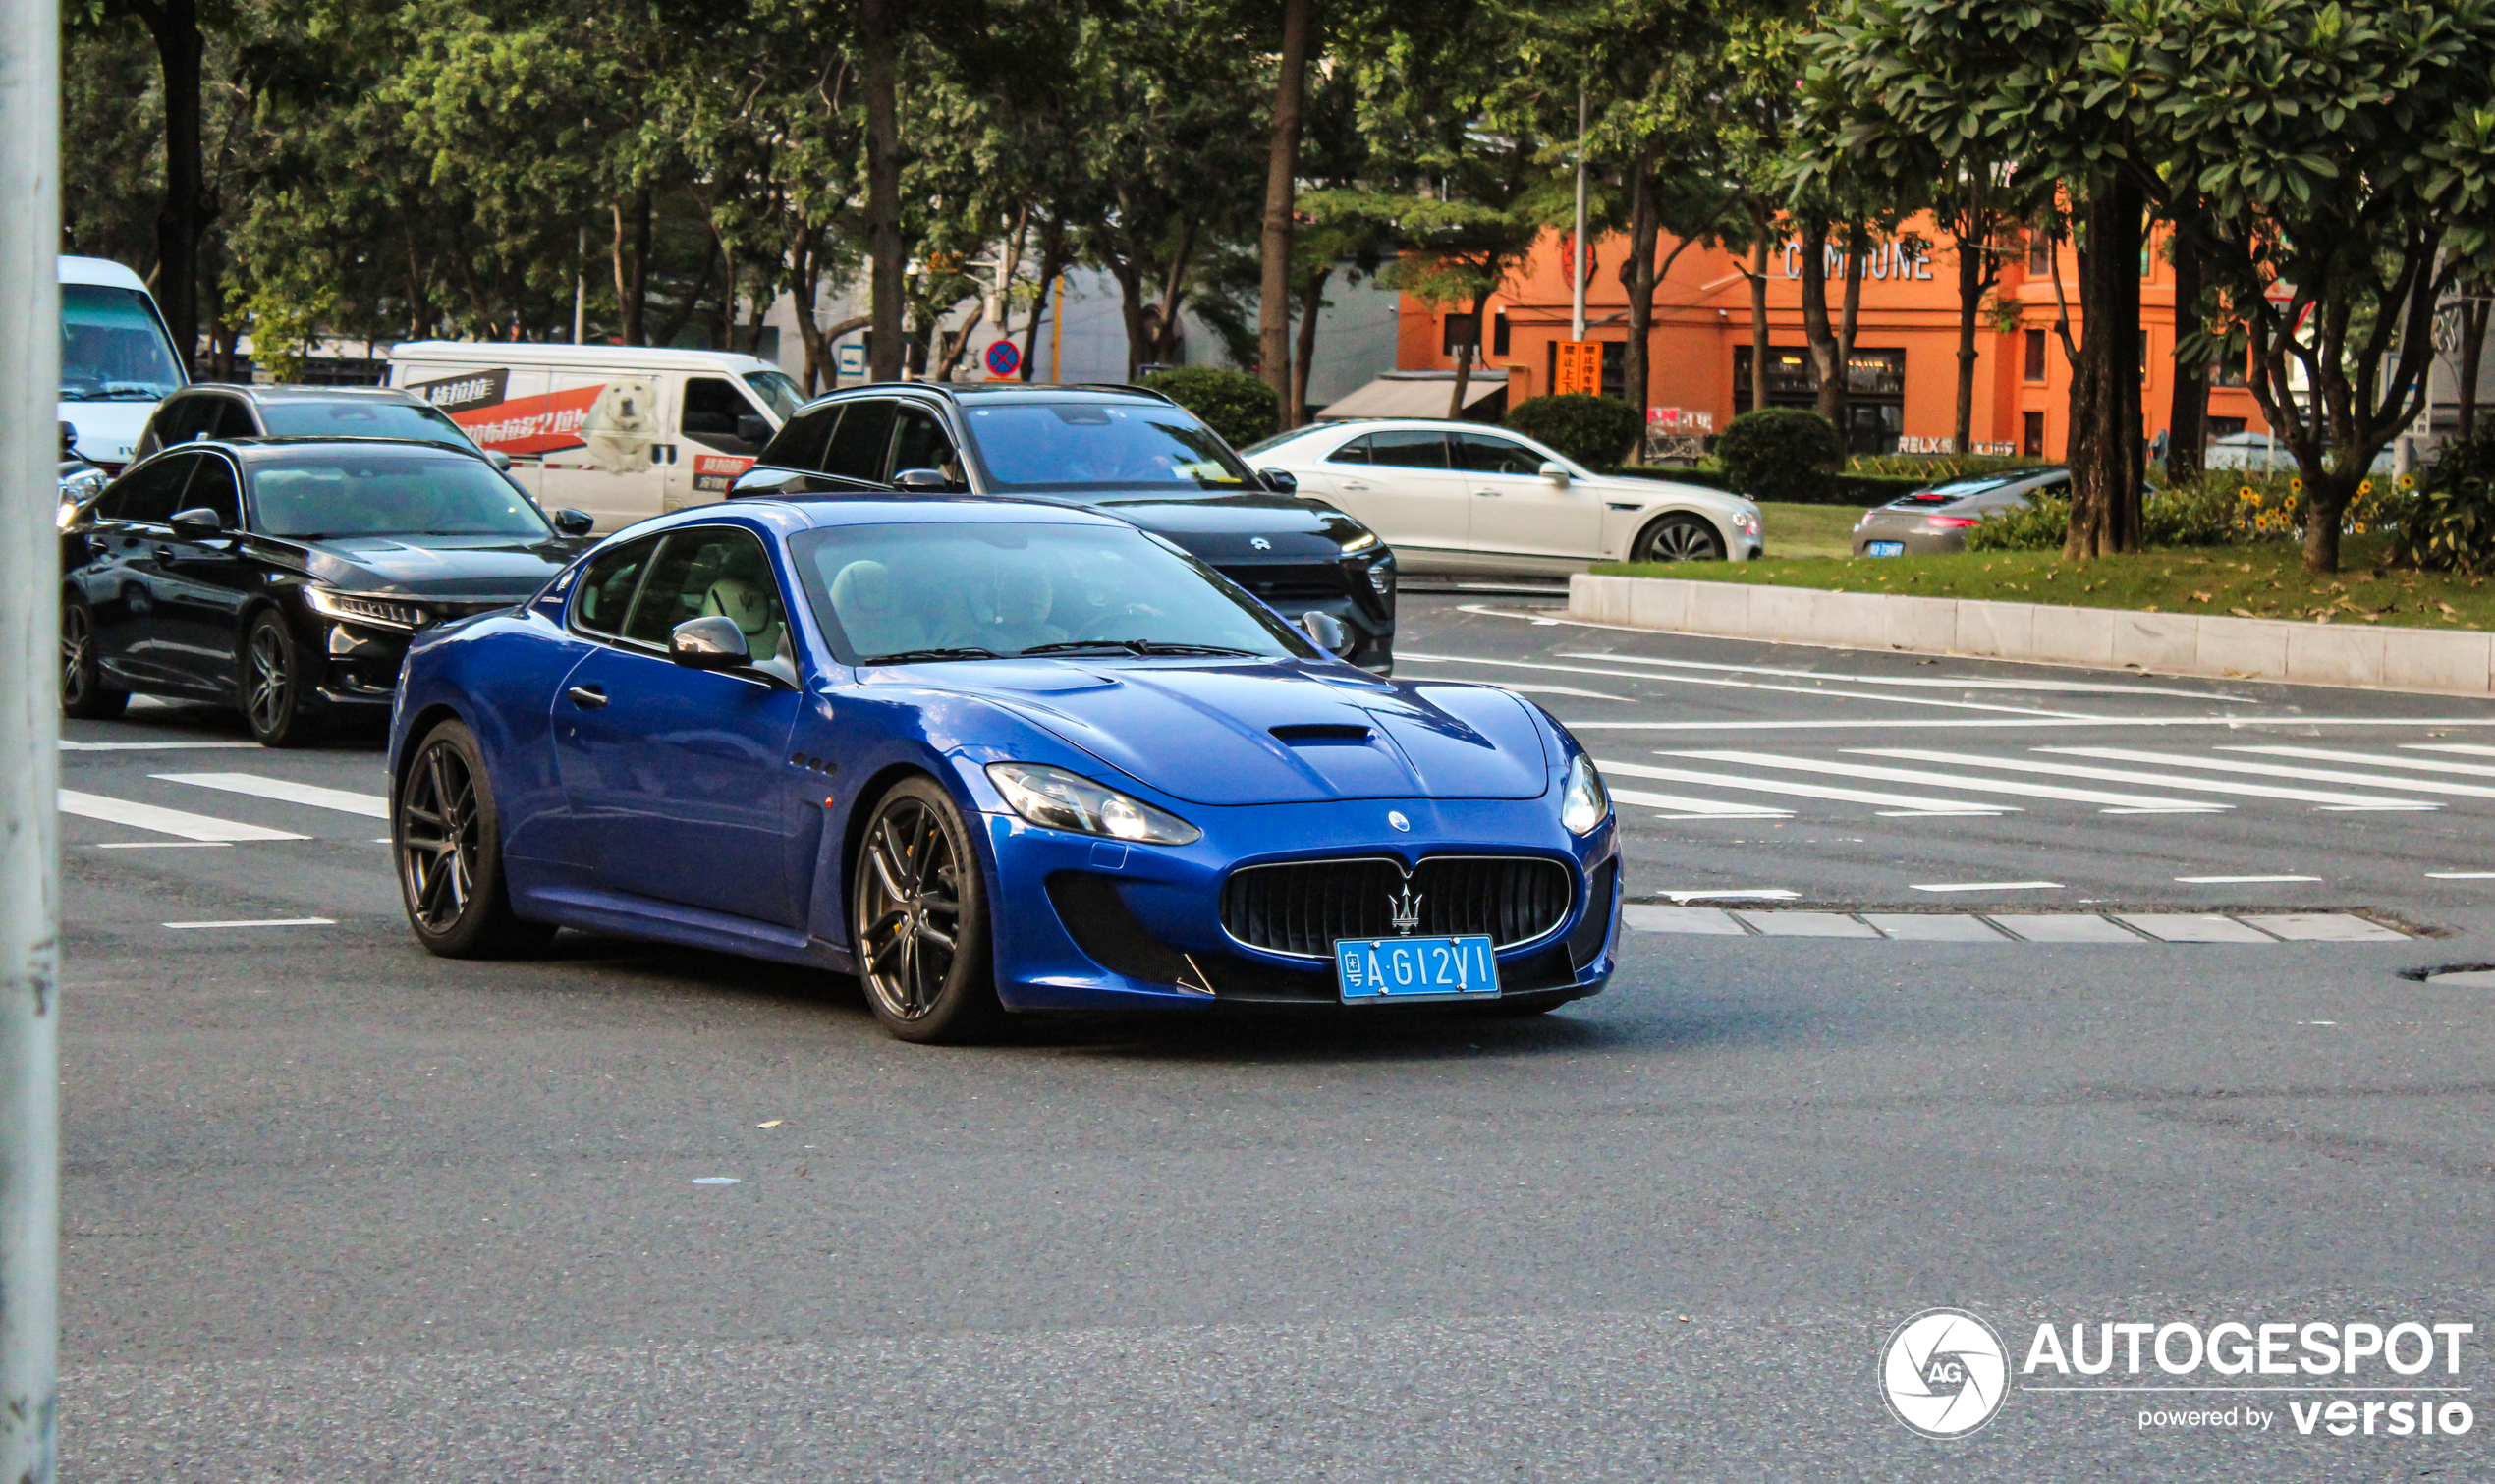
xmin=60 ymin=255 xmax=188 ymax=470
xmin=386 ymin=343 xmax=804 ymax=532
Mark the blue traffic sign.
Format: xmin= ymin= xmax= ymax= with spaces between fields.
xmin=984 ymin=340 xmax=1021 ymax=377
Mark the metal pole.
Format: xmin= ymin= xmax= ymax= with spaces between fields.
xmin=0 ymin=0 xmax=62 ymax=1474
xmin=1571 ymin=87 xmax=1587 ymax=344
xmin=572 ymin=226 xmax=586 ymax=345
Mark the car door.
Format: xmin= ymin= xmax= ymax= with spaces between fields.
xmin=552 ymin=523 xmax=807 ymax=925
xmin=1456 ymin=430 xmax=1604 ymax=562
xmin=81 ymin=452 xmax=202 ymax=691
xmin=147 ymin=450 xmax=258 ymax=693
xmin=666 ymin=375 xmax=774 ymax=513
xmin=1317 ymin=429 xmax=1469 ymax=559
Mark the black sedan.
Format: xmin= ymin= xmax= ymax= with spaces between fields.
xmin=60 ymin=437 xmax=593 ymax=744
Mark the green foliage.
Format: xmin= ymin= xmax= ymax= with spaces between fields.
xmin=1964 ymin=493 xmax=2069 ymax=552
xmin=2394 ymin=426 xmax=2495 ymax=575
xmin=1845 ymin=451 xmax=2036 ymax=480
xmin=1140 ymin=366 xmax=1278 ymax=450
xmin=1715 ymin=408 xmax=1844 ymax=503
xmin=2140 ymin=478 xmax=2249 ymax=549
xmin=1505 ymin=394 xmax=1643 ymax=467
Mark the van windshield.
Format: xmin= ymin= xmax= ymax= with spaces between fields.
xmin=61 ymin=284 xmax=185 ymax=402
xmin=744 ymin=370 xmax=804 ymax=421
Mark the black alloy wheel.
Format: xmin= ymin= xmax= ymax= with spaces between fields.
xmin=1633 ymin=514 xmax=1726 ymax=563
xmin=241 ymin=609 xmax=318 ymax=746
xmin=395 ymin=719 xmax=552 ymax=958
xmin=59 ymin=599 xmax=129 ymax=719
xmin=852 ymin=777 xmax=1002 ymax=1043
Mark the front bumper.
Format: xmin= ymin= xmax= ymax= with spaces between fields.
xmin=976 ymin=796 xmax=1619 ymax=1013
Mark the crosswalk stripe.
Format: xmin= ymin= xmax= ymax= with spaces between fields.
xmin=1605 ymin=786 xmax=1794 ymax=818
xmin=57 ymin=790 xmax=307 ymax=843
xmin=1677 ymin=749 xmax=2223 ymax=811
xmin=152 ymin=772 xmax=390 ymax=819
xmin=2226 ymin=745 xmax=2495 ymax=779
xmin=2406 ymin=743 xmax=2495 ymax=759
xmin=2042 ymin=747 xmax=2495 ymax=801
xmin=1601 ymin=757 xmax=2011 ymax=813
xmin=1860 ymin=748 xmax=2438 ymax=809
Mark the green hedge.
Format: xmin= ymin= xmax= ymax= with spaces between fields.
xmin=1138 ymin=366 xmax=1278 ymax=450
xmin=1504 ymin=394 xmax=1644 ymax=467
xmin=1716 ymin=407 xmax=1845 ymax=502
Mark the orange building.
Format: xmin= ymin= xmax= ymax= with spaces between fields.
xmin=1393 ymin=216 xmax=2269 ymax=458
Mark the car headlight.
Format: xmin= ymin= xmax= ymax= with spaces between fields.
xmin=986 ymin=762 xmax=1201 ymax=846
xmin=1560 ymin=753 xmax=1610 ymax=835
xmin=305 ymin=586 xmax=427 ymax=630
xmin=1338 ymin=528 xmax=1379 ymax=553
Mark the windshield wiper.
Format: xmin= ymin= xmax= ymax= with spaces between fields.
xmin=858 ymin=646 xmax=1002 ymax=665
xmin=1018 ymin=639 xmax=1261 ymax=658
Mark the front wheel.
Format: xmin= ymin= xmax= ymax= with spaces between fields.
xmin=60 ymin=599 xmax=129 ymax=719
xmin=852 ymin=777 xmax=1003 ymax=1044
xmin=241 ymin=609 xmax=320 ymax=746
xmin=396 ymin=719 xmax=554 ymax=959
xmin=1632 ymin=514 xmax=1726 ymax=564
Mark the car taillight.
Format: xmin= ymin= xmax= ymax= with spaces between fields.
xmin=1924 ymin=515 xmax=1981 ymax=529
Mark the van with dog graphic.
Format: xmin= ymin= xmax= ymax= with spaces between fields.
xmin=386 ymin=344 xmax=802 ymax=532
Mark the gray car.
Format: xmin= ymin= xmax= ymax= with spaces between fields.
xmin=1851 ymin=467 xmax=2068 ymax=556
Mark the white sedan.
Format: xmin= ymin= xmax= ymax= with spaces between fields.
xmin=1241 ymin=417 xmax=1762 ymax=576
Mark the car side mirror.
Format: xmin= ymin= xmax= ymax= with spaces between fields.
xmin=737 ymin=413 xmax=773 ymax=445
xmin=167 ymin=507 xmax=224 ymax=541
xmin=59 ymin=420 xmax=77 ymax=458
xmin=1296 ymin=609 xmax=1352 ymax=656
xmin=1260 ymin=467 xmax=1299 ymax=494
xmin=891 ymin=467 xmax=955 ymax=493
xmin=551 ymin=509 xmax=595 ymax=537
xmin=669 ymin=615 xmax=751 ymax=670
xmin=1538 ymin=461 xmax=1571 ymax=483
xmin=486 ymin=450 xmax=513 ymax=472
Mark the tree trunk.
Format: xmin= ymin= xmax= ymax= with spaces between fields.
xmin=2063 ymin=177 xmax=2145 ymax=560
xmin=933 ymin=298 xmax=985 ymax=380
xmin=1257 ymin=0 xmax=1315 ymax=424
xmin=1291 ymin=266 xmax=1328 ymax=427
xmin=144 ymin=0 xmax=206 ymax=373
xmin=1835 ymin=221 xmax=1868 ymax=446
xmin=2461 ymin=290 xmax=2490 ymax=442
xmin=1952 ymin=211 xmax=1986 ymax=454
xmin=1799 ymin=219 xmax=1840 ymax=425
xmin=861 ymin=0 xmax=906 ymax=381
xmin=1619 ymin=145 xmax=1661 ymax=454
xmin=610 ymin=193 xmax=652 ymax=348
xmin=1748 ymin=233 xmax=1770 ymax=416
xmin=791 ymin=235 xmax=828 ymax=394
xmin=1447 ymin=289 xmax=1484 ymax=419
xmin=650 ymin=230 xmax=718 ymax=351
xmin=2165 ymin=217 xmax=2209 ymax=485
xmin=1019 ymin=240 xmax=1069 ymax=382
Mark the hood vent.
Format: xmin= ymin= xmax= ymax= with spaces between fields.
xmin=1269 ymin=723 xmax=1372 ymax=744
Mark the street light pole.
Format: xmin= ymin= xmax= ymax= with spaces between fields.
xmin=1571 ymin=86 xmax=1587 ymax=344
xmin=0 ymin=0 xmax=63 ymax=1476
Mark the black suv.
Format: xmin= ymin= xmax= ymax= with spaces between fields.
xmin=725 ymin=383 xmax=1396 ymax=670
xmin=136 ymin=384 xmax=502 ymax=465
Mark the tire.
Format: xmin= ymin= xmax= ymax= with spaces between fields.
xmin=1632 ymin=513 xmax=1726 ymax=563
xmin=395 ymin=719 xmax=555 ymax=959
xmin=240 ymin=609 xmax=320 ymax=747
xmin=59 ymin=598 xmax=129 ymax=720
xmin=852 ymin=776 xmax=1003 ymax=1044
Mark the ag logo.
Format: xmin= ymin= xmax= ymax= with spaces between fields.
xmin=1880 ymin=1308 xmax=2009 ymax=1439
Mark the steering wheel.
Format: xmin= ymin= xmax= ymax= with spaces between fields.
xmin=1075 ymin=604 xmax=1163 ymax=641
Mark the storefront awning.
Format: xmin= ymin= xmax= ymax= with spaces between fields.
xmin=1317 ymin=372 xmax=1507 ymax=420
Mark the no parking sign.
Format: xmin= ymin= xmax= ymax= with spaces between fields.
xmin=984 ymin=340 xmax=1021 ymax=379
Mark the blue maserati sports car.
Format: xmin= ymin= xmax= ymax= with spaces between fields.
xmin=385 ymin=497 xmax=1620 ymax=1041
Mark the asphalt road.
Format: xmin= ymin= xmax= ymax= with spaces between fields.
xmin=54 ymin=591 xmax=2495 ymax=1481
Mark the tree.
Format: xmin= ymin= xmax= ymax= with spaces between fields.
xmin=1257 ymin=0 xmax=1316 ymax=417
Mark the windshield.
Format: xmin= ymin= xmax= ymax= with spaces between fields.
xmin=249 ymin=451 xmax=552 ymax=540
xmin=743 ymin=370 xmax=804 ymax=422
xmin=61 ymin=284 xmax=185 ymax=402
xmin=790 ymin=522 xmax=1311 ymax=664
xmin=258 ymin=399 xmax=479 ymax=447
xmin=1237 ymin=428 xmax=1322 ymax=459
xmin=959 ymin=402 xmax=1254 ymax=494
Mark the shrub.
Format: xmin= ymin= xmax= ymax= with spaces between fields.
xmin=1715 ymin=408 xmax=1843 ymax=503
xmin=1138 ymin=366 xmax=1278 ymax=451
xmin=2393 ymin=425 xmax=2495 ymax=574
xmin=1504 ymin=394 xmax=1643 ymax=467
xmin=2142 ymin=476 xmax=2250 ymax=548
xmin=1964 ymin=492 xmax=2069 ymax=551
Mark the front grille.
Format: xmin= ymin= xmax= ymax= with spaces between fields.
xmin=1219 ymin=562 xmax=1345 ymax=604
xmin=1220 ymin=855 xmax=1575 ymax=960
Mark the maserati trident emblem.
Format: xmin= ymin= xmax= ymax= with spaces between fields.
xmin=1388 ymin=884 xmax=1423 ymax=936
xmin=1386 ymin=809 xmax=1411 ymax=832
xmin=1250 ymin=536 xmax=1272 ymax=550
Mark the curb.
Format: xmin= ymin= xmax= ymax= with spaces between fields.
xmin=1568 ymin=574 xmax=2495 ymax=696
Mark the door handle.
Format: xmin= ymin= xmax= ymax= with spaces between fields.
xmin=154 ymin=543 xmax=177 ymax=561
xmin=1339 ymin=480 xmax=1369 ymax=491
xmin=565 ymin=685 xmax=608 ymax=709
xmin=1474 ymin=489 xmax=1502 ymax=498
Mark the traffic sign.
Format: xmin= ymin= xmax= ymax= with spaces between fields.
xmin=984 ymin=340 xmax=1021 ymax=378
xmin=1555 ymin=339 xmax=1601 ymax=396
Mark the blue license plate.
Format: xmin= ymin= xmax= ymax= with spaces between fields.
xmin=1864 ymin=540 xmax=1905 ymax=557
xmin=1334 ymin=935 xmax=1500 ymax=1002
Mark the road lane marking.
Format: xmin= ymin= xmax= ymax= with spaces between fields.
xmin=1909 ymin=880 xmax=2063 ymax=893
xmin=1395 ymin=651 xmax=2097 ymax=718
xmin=2425 ymin=870 xmax=2495 ymax=879
xmin=163 ymin=917 xmax=335 ymax=930
xmin=1596 ymin=757 xmax=2011 ymax=813
xmin=60 ymin=740 xmax=259 ymax=751
xmin=1607 ymin=785 xmax=1795 ymax=818
xmin=1555 ymin=651 xmax=2241 ymax=699
xmin=1859 ymin=748 xmax=2439 ymax=809
xmin=1564 ymin=717 xmax=2495 ymax=730
xmin=2408 ymin=743 xmax=2495 ymax=756
xmin=1673 ymin=748 xmax=2224 ymax=811
xmin=94 ymin=841 xmax=232 ymax=850
xmin=2175 ymin=874 xmax=2322 ymax=884
xmin=2044 ymin=746 xmax=2495 ymax=801
xmin=2227 ymin=745 xmax=2495 ymax=778
xmin=57 ymin=790 xmax=307 ymax=843
xmin=1661 ymin=888 xmax=1800 ymax=902
xmin=153 ymin=772 xmax=391 ymax=818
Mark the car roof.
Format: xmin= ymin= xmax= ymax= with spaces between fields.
xmin=151 ymin=436 xmax=494 ymax=463
xmin=58 ymin=256 xmax=150 ymax=293
xmin=178 ymin=383 xmax=431 ymax=407
xmin=796 ymin=381 xmax=1175 ymax=411
xmin=728 ymin=493 xmax=1140 ymax=534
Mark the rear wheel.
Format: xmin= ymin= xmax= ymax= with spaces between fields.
xmin=59 ymin=599 xmax=128 ymax=719
xmin=1632 ymin=514 xmax=1726 ymax=563
xmin=396 ymin=719 xmax=553 ymax=958
xmin=241 ymin=609 xmax=320 ymax=746
xmin=852 ymin=777 xmax=1002 ymax=1044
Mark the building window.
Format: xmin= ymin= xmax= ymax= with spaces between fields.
xmin=2023 ymin=329 xmax=2047 ymax=382
xmin=1441 ymin=313 xmax=1479 ymax=355
xmin=2027 ymin=235 xmax=2052 ymax=276
xmin=2208 ymin=415 xmax=2247 ymax=439
xmin=1491 ymin=310 xmax=1511 ymax=357
xmin=2022 ymin=411 xmax=2046 ymax=457
xmin=1734 ymin=346 xmax=1904 ymax=454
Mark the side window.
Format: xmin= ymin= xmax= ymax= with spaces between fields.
xmin=572 ymin=536 xmax=660 ymax=637
xmin=95 ymin=454 xmax=196 ymax=526
xmin=146 ymin=395 xmax=216 ymax=453
xmin=182 ymin=455 xmax=243 ymax=528
xmin=757 ymin=404 xmax=841 ymax=472
xmin=820 ymin=400 xmax=897 ymax=483
xmin=210 ymin=399 xmax=260 ymax=440
xmin=1324 ymin=435 xmax=1372 ymax=465
xmin=1364 ymin=429 xmax=1451 ymax=469
xmin=887 ymin=404 xmax=961 ymax=482
xmin=1456 ymin=431 xmax=1545 ymax=475
xmin=680 ymin=376 xmax=766 ymax=457
xmin=620 ymin=528 xmax=789 ymax=663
